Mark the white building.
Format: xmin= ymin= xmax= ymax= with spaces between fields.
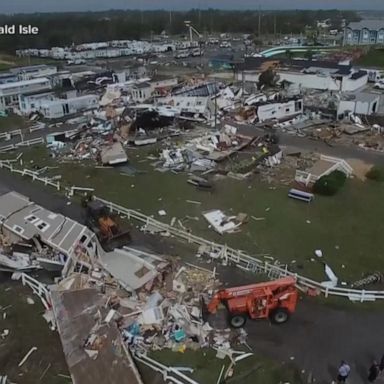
xmin=344 ymin=20 xmax=384 ymax=46
xmin=18 ymin=90 xmax=56 ymax=115
xmin=131 ymin=78 xmax=178 ymax=102
xmin=277 ymin=69 xmax=368 ymax=92
xmin=131 ymin=82 xmax=152 ymax=103
xmin=337 ymin=92 xmax=380 ymax=117
xmin=9 ymin=65 xmax=58 ymax=81
xmin=237 ymin=58 xmax=368 ymax=92
xmin=0 ymin=78 xmax=51 ymax=111
xmin=158 ymin=96 xmax=214 ymax=120
xmin=16 ymin=41 xmax=175 ymax=61
xmin=40 ymin=95 xmax=99 ymax=119
xmin=257 ymin=98 xmax=303 ymax=122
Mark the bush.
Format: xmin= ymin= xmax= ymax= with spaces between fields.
xmin=313 ymin=170 xmax=347 ymax=196
xmin=366 ymin=166 xmax=384 ymax=181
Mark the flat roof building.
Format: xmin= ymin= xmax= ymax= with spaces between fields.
xmin=0 ymin=77 xmax=51 ymax=111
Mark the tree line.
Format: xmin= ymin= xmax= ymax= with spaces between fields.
xmin=0 ymin=9 xmax=360 ymax=52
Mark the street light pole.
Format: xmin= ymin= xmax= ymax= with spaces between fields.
xmin=214 ymin=82 xmax=218 ymax=130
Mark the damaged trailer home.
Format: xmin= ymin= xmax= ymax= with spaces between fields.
xmin=256 ymin=97 xmax=304 ymax=122
xmin=0 ymin=192 xmax=255 ymax=384
xmin=0 ymin=191 xmax=88 ymax=273
xmin=0 ymin=192 xmax=167 ymax=291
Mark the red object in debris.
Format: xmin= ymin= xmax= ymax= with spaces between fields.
xmin=206 ymin=276 xmax=298 ymax=328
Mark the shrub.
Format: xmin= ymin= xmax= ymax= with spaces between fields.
xmin=313 ymin=170 xmax=347 ymax=196
xmin=366 ymin=166 xmax=384 ymax=181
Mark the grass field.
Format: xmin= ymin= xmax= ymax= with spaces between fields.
xmin=0 ymin=53 xmax=58 ymax=71
xmin=0 ymin=115 xmax=30 ymax=132
xmin=146 ymin=349 xmax=303 ymax=384
xmin=0 ymin=280 xmax=70 ymax=384
xmin=6 ymin=144 xmax=384 ymax=285
xmin=355 ymin=48 xmax=384 ymax=68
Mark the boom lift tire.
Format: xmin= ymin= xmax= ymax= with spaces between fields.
xmin=270 ymin=307 xmax=290 ymax=324
xmin=229 ymin=314 xmax=247 ymax=328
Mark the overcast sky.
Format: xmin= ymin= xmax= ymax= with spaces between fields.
xmin=1 ymin=0 xmax=384 ymax=13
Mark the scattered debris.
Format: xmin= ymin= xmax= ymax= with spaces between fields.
xmin=1 ymin=329 xmax=9 ymax=339
xmin=351 ymin=272 xmax=384 ymax=288
xmin=18 ymin=347 xmax=38 ymax=367
xmin=251 ymin=216 xmax=266 ymax=221
xmin=26 ymin=297 xmax=35 ymax=305
xmin=203 ymin=210 xmax=248 ymax=235
xmin=321 ymin=264 xmax=339 ymax=288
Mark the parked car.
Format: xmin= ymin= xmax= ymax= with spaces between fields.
xmin=374 ymin=81 xmax=384 ymax=90
xmin=191 ymin=48 xmax=204 ymax=57
xmin=175 ymin=50 xmax=190 ymax=59
xmin=219 ymin=41 xmax=232 ymax=48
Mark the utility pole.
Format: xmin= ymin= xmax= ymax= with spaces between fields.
xmin=258 ymin=5 xmax=261 ymax=38
xmin=214 ymin=83 xmax=218 ymax=130
xmin=273 ymin=15 xmax=276 ymax=37
xmin=169 ymin=10 xmax=172 ymax=28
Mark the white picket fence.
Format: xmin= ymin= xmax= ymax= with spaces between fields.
xmin=95 ymin=196 xmax=384 ymax=302
xmin=134 ymin=352 xmax=199 ymax=384
xmin=0 ymin=129 xmax=22 ymax=142
xmin=0 ymin=161 xmax=60 ymax=190
xmin=0 ymin=137 xmax=44 ymax=153
xmin=20 ymin=273 xmax=51 ymax=310
xmin=1 ymin=160 xmax=383 ymax=302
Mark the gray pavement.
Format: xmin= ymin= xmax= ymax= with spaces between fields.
xmin=0 ymin=169 xmax=383 ymax=384
xmin=246 ymin=299 xmax=384 ymax=384
xmin=233 ymin=122 xmax=384 ymax=165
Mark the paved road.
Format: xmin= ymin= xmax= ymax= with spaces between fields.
xmin=1 ymin=169 xmax=384 ymax=384
xmin=246 ymin=299 xmax=384 ymax=384
xmin=233 ymin=122 xmax=384 ymax=165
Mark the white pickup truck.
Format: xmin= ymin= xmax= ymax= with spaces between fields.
xmin=175 ymin=50 xmax=190 ymax=59
xmin=219 ymin=41 xmax=232 ymax=48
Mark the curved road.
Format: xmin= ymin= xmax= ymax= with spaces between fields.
xmin=1 ymin=168 xmax=383 ymax=384
xmin=233 ymin=122 xmax=384 ymax=165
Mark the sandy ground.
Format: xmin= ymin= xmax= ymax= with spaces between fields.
xmin=346 ymin=158 xmax=374 ymax=180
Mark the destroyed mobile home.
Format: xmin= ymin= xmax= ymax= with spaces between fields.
xmin=0 ymin=191 xmax=262 ymax=384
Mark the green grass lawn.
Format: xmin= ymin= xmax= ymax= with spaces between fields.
xmin=0 ymin=114 xmax=30 ymax=132
xmin=144 ymin=349 xmax=303 ymax=384
xmin=0 ymin=53 xmax=59 ymax=71
xmin=0 ymin=282 xmax=70 ymax=384
xmin=7 ymin=145 xmax=384 ymax=285
xmin=355 ymin=48 xmax=384 ymax=68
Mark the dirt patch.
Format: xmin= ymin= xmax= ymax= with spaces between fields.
xmin=0 ymin=59 xmax=14 ymax=65
xmin=346 ymin=158 xmax=373 ymax=181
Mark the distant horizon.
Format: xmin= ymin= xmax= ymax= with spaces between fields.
xmin=1 ymin=0 xmax=384 ymax=14
xmin=1 ymin=8 xmax=384 ymax=16
xmin=1 ymin=8 xmax=384 ymax=14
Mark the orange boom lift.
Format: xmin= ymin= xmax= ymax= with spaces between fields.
xmin=206 ymin=276 xmax=298 ymax=328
